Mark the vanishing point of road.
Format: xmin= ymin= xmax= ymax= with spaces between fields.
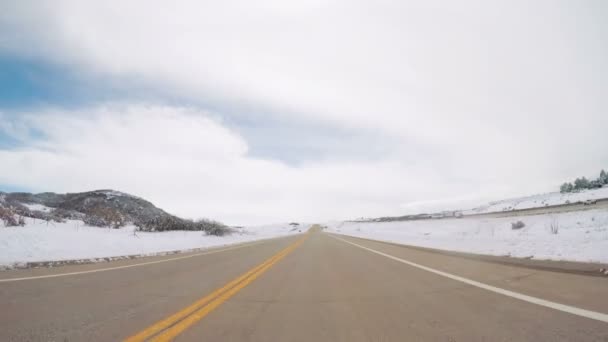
xmin=1 ymin=226 xmax=607 ymax=341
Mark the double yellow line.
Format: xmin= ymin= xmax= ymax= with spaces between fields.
xmin=125 ymin=234 xmax=308 ymax=341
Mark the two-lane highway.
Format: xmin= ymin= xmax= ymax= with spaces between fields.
xmin=1 ymin=228 xmax=607 ymax=341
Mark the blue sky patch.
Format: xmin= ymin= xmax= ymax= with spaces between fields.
xmin=0 ymin=183 xmax=30 ymax=193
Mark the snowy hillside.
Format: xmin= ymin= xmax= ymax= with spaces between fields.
xmin=462 ymin=186 xmax=608 ymax=215
xmin=326 ymin=209 xmax=608 ymax=263
xmin=0 ymin=218 xmax=307 ymax=269
xmin=0 ymin=189 xmax=230 ymax=234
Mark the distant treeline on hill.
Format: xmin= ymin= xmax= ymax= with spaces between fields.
xmin=560 ymin=169 xmax=607 ymax=193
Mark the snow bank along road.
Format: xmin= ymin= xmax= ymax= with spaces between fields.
xmin=327 ymin=208 xmax=608 ymax=264
xmin=1 ymin=227 xmax=607 ymax=341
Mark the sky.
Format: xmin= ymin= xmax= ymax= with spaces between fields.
xmin=0 ymin=1 xmax=607 ymax=225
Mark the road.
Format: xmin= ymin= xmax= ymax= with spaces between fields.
xmin=1 ymin=227 xmax=607 ymax=341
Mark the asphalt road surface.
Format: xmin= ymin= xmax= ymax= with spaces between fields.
xmin=1 ymin=227 xmax=607 ymax=341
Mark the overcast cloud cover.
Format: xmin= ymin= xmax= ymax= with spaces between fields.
xmin=0 ymin=1 xmax=607 ymax=224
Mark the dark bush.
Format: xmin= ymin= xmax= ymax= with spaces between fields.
xmin=50 ymin=208 xmax=83 ymax=221
xmin=205 ymin=225 xmax=229 ymax=236
xmin=197 ymin=219 xmax=232 ymax=236
xmin=511 ymin=221 xmax=525 ymax=230
xmin=21 ymin=209 xmax=65 ymax=223
xmin=135 ymin=216 xmax=231 ymax=235
xmin=83 ymin=206 xmax=126 ymax=228
xmin=135 ymin=215 xmax=186 ymax=231
xmin=25 ymin=210 xmax=49 ymax=220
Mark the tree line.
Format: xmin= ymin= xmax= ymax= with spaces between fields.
xmin=560 ymin=169 xmax=608 ymax=193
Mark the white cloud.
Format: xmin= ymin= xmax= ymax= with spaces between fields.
xmin=0 ymin=105 xmax=474 ymax=224
xmin=0 ymin=1 xmax=607 ymax=222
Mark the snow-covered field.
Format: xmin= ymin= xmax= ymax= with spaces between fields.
xmin=326 ymin=209 xmax=608 ymax=263
xmin=462 ymin=187 xmax=608 ymax=215
xmin=0 ymin=219 xmax=307 ymax=269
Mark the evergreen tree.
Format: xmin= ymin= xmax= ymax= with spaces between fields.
xmin=560 ymin=182 xmax=573 ymax=193
xmin=559 ymin=169 xmax=607 ymax=192
xmin=574 ymin=177 xmax=590 ymax=190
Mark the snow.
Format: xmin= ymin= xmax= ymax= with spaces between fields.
xmin=326 ymin=209 xmax=608 ymax=263
xmin=463 ymin=187 xmax=608 ymax=215
xmin=0 ymin=219 xmax=307 ymax=269
xmin=20 ymin=203 xmax=52 ymax=212
xmin=97 ymin=189 xmax=141 ymax=200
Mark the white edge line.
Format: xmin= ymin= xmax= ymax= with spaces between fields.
xmin=0 ymin=236 xmax=294 ymax=283
xmin=330 ymin=234 xmax=608 ymax=324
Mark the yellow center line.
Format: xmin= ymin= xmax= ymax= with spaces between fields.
xmin=125 ymin=233 xmax=309 ymax=342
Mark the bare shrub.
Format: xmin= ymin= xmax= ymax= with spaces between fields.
xmin=50 ymin=208 xmax=83 ymax=221
xmin=135 ymin=215 xmax=185 ymax=232
xmin=25 ymin=210 xmax=50 ymax=221
xmin=196 ymin=219 xmax=232 ymax=236
xmin=83 ymin=206 xmax=126 ymax=228
xmin=549 ymin=217 xmax=559 ymax=234
xmin=204 ymin=224 xmax=232 ymax=236
xmin=23 ymin=209 xmax=66 ymax=223
xmin=0 ymin=207 xmax=19 ymax=227
xmin=134 ymin=216 xmax=231 ymax=235
xmin=511 ymin=221 xmax=525 ymax=230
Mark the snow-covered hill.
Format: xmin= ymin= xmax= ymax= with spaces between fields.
xmin=0 ymin=189 xmax=229 ymax=234
xmin=462 ymin=186 xmax=608 ymax=215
